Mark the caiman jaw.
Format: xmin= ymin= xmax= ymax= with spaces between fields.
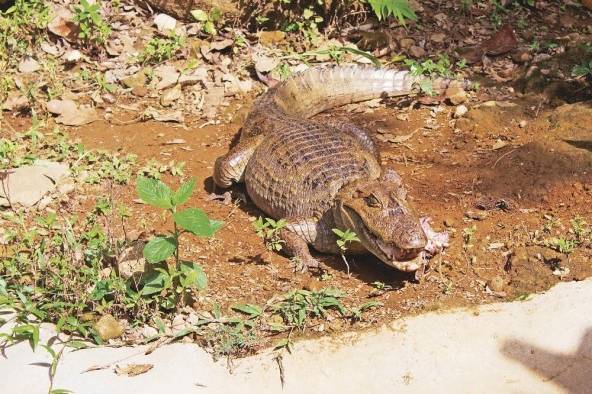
xmin=341 ymin=207 xmax=425 ymax=272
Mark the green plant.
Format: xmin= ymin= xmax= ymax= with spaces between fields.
xmin=272 ymin=288 xmax=346 ymax=329
xmin=462 ymin=225 xmax=477 ymax=247
xmin=545 ymin=237 xmax=576 ymax=254
xmin=73 ymin=0 xmax=111 ymax=45
xmin=367 ymin=0 xmax=417 ymax=25
xmin=0 ymin=0 xmax=51 ymax=62
xmin=350 ymin=300 xmax=382 ymax=321
xmin=572 ymin=60 xmax=592 ymax=79
xmin=253 ymin=217 xmax=287 ymax=252
xmin=459 ymin=0 xmax=473 ymax=13
xmin=332 ymin=227 xmax=360 ymax=275
xmin=136 ymin=176 xmax=222 ymax=307
xmin=138 ymin=34 xmax=185 ymax=64
xmin=190 ymin=8 xmax=222 ymax=35
xmin=332 ymin=228 xmax=360 ymax=253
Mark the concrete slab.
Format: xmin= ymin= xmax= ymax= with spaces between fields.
xmin=2 ymin=279 xmax=591 ymax=394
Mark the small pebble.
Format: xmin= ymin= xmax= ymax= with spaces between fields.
xmin=487 ymin=276 xmax=505 ymax=292
xmin=518 ymin=120 xmax=527 ymax=128
xmin=454 ymin=105 xmax=468 ymax=118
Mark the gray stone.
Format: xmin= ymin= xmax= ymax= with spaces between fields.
xmin=0 ymin=160 xmax=70 ymax=208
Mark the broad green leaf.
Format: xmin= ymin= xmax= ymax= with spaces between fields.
xmin=143 ymin=236 xmax=176 ymax=264
xmin=136 ymin=176 xmax=172 ymax=209
xmin=172 ymin=177 xmax=196 ymax=206
xmin=232 ymin=303 xmax=263 ymax=317
xmin=179 ymin=261 xmax=207 ymax=290
xmin=141 ymin=270 xmax=169 ymax=296
xmin=203 ymin=21 xmax=216 ymax=35
xmin=190 ymin=9 xmax=208 ymax=22
xmin=173 ymin=208 xmax=223 ymax=237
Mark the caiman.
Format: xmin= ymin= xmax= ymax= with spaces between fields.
xmin=213 ymin=66 xmax=461 ymax=272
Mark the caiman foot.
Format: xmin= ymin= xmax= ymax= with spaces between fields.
xmin=280 ymin=229 xmax=322 ymax=273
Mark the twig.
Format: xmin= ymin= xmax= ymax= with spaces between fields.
xmin=492 ymin=148 xmax=518 ymax=169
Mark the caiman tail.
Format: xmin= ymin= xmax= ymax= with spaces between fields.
xmin=268 ymin=66 xmax=466 ymax=119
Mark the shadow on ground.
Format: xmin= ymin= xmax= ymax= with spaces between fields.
xmin=501 ymin=328 xmax=592 ymax=394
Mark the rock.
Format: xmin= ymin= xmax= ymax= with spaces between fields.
xmin=518 ymin=120 xmax=527 ymax=128
xmin=408 ymin=45 xmax=425 ymax=58
xmin=94 ymin=314 xmax=123 ymax=341
xmin=154 ymin=13 xmax=177 ymax=32
xmin=446 ymin=86 xmax=468 ymax=105
xmin=131 ymin=85 xmax=149 ymax=97
xmin=18 ymin=58 xmax=40 ymax=73
xmin=160 ymin=84 xmax=183 ymax=106
xmin=2 ymin=94 xmax=29 ymax=112
xmin=399 ymin=38 xmax=415 ymax=49
xmin=454 ymin=105 xmax=468 ymax=118
xmin=47 ymin=99 xmax=77 ymax=115
xmin=122 ymin=70 xmax=147 ymax=90
xmin=141 ymin=325 xmax=158 ymax=339
xmin=47 ymin=100 xmax=98 ymax=126
xmin=254 ymin=54 xmax=278 ymax=73
xmin=63 ymin=49 xmax=82 ymax=63
xmin=465 ymin=210 xmax=488 ymax=221
xmin=258 ymin=30 xmax=286 ymax=47
xmin=0 ymin=160 xmax=70 ymax=208
xmin=487 ymin=276 xmax=505 ymax=292
xmin=202 ymin=86 xmax=225 ymax=119
xmin=117 ymin=240 xmax=148 ymax=281
xmin=155 ymin=65 xmax=180 ymax=90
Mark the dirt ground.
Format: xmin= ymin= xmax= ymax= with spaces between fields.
xmin=8 ymin=86 xmax=590 ymax=349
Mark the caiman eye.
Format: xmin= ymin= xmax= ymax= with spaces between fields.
xmin=364 ymin=195 xmax=381 ymax=208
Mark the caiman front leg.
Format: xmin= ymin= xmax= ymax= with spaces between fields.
xmin=213 ymin=135 xmax=264 ymax=188
xmin=279 ymin=229 xmax=322 ymax=272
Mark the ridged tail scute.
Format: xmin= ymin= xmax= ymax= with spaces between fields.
xmin=269 ymin=66 xmax=468 ymax=119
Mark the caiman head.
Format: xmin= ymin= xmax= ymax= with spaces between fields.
xmin=334 ymin=170 xmax=428 ymax=272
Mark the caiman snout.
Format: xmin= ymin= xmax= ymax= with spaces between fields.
xmin=396 ymin=216 xmax=428 ymax=250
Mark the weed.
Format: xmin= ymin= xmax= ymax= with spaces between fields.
xmin=462 ymin=225 xmax=477 ymax=245
xmin=332 ymin=228 xmax=360 ymax=253
xmin=572 ymin=60 xmax=592 ymax=79
xmin=350 ymin=300 xmax=382 ymax=321
xmin=332 ymin=227 xmax=360 ymax=275
xmin=253 ymin=217 xmax=287 ymax=252
xmin=73 ymin=0 xmax=112 ymax=46
xmin=459 ymin=0 xmax=473 ymax=13
xmin=190 ymin=8 xmax=222 ymax=35
xmin=367 ymin=0 xmax=417 ymax=25
xmin=0 ymin=0 xmax=51 ymax=62
xmin=136 ymin=176 xmax=222 ymax=308
xmin=271 ymin=288 xmax=346 ymax=329
xmin=138 ymin=159 xmax=185 ymax=179
xmin=138 ymin=34 xmax=185 ymax=64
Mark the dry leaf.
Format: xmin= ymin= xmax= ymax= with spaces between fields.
xmin=18 ymin=58 xmax=40 ymax=73
xmin=115 ymin=364 xmax=154 ymax=377
xmin=254 ymin=55 xmax=278 ymax=73
xmin=47 ymin=7 xmax=79 ymax=41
